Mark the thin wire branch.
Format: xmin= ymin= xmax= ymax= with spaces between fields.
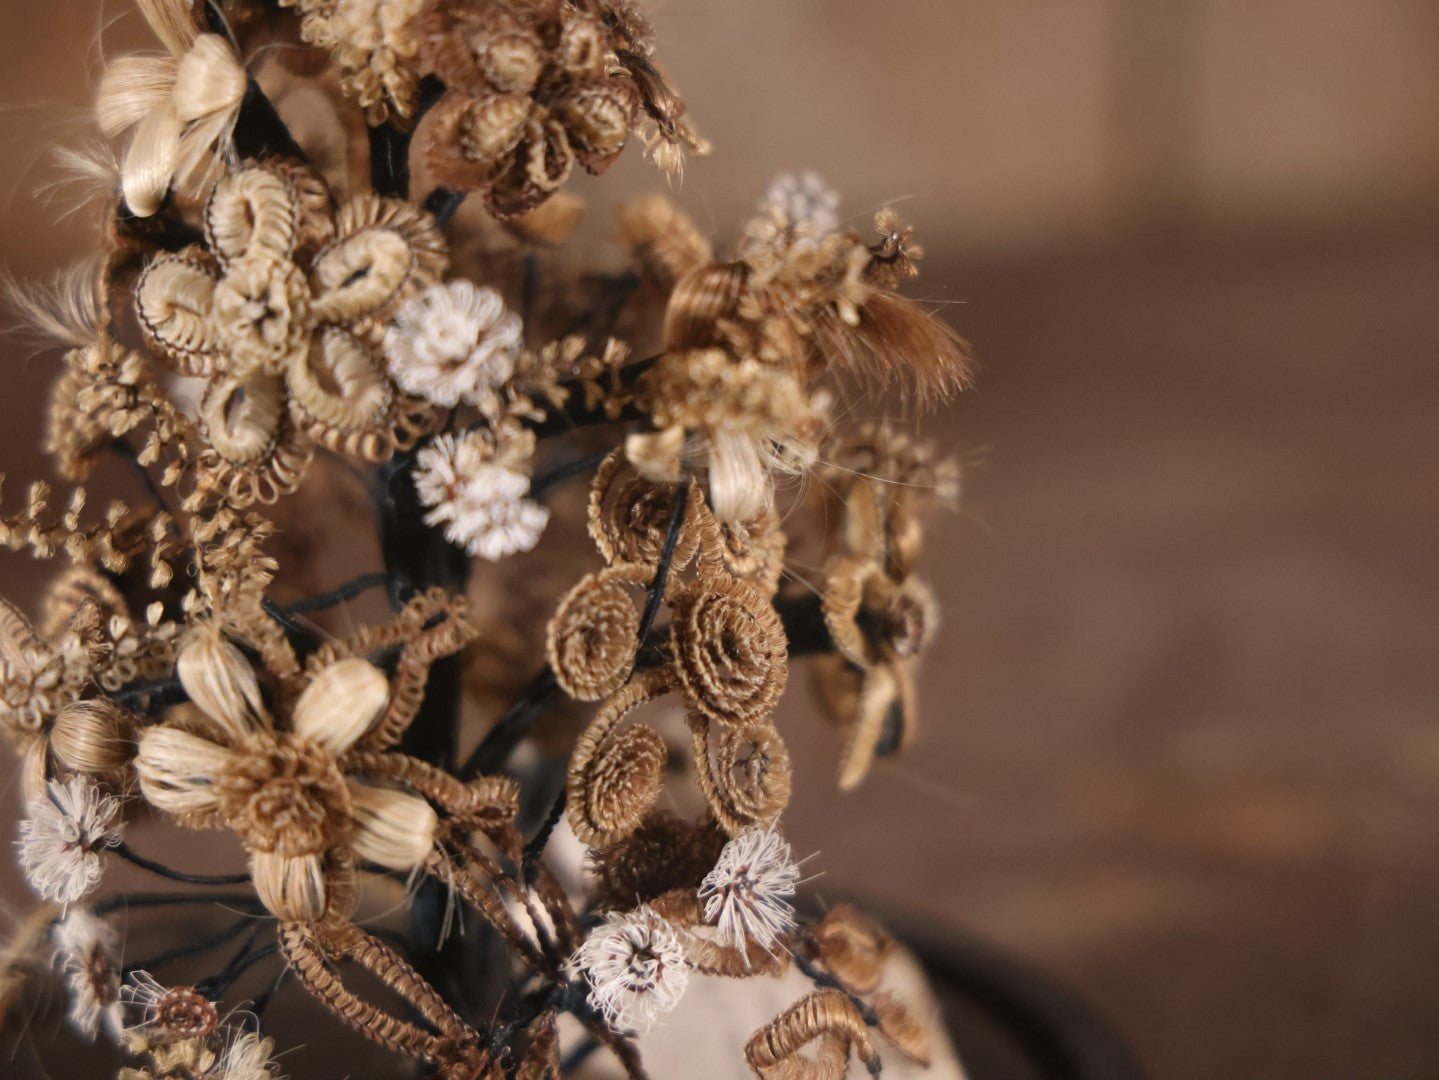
xmin=459 ymin=666 xmax=561 ymax=780
xmin=112 ymin=842 xmax=252 ymax=886
xmin=635 ymin=477 xmax=688 ymax=648
xmin=522 ymin=788 xmax=567 ymax=886
xmin=530 ymin=452 xmax=611 ymax=501
xmin=282 ymin=572 xmax=390 ymax=615
xmin=95 ymin=892 xmax=262 ymax=916
xmin=123 ymin=915 xmax=255 ymax=977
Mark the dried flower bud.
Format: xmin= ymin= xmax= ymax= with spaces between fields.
xmin=49 ymin=699 xmax=135 ymax=776
xmin=251 ymin=848 xmax=328 ymax=924
xmin=873 ymin=992 xmax=932 ymax=1067
xmin=698 ymin=827 xmax=800 ymax=954
xmin=808 ymin=903 xmax=894 ymax=995
xmin=291 ymin=658 xmax=389 ymax=756
xmin=347 ymin=782 xmax=438 ymax=870
xmin=566 ymin=906 xmax=689 ymax=1033
xmin=176 ymin=627 xmax=268 ymax=741
xmin=616 ymin=194 xmax=713 ymax=282
xmin=17 ymin=778 xmax=124 ymax=905
xmin=586 ymin=812 xmax=727 ymax=911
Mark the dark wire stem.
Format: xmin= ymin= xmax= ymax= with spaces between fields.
xmin=260 ymin=597 xmax=324 ymax=658
xmin=246 ymin=966 xmax=292 ymax=1026
xmin=234 ymin=76 xmax=308 ymax=162
xmin=108 ymin=439 xmax=178 ymax=525
xmin=198 ymin=926 xmax=279 ymax=999
xmin=561 ymin=1035 xmax=602 ymax=1075
xmin=458 ymin=666 xmax=561 ymax=780
xmin=561 ymin=270 xmax=641 ymax=342
xmin=122 ymin=914 xmax=255 ymax=978
xmin=635 ymin=476 xmax=689 ymax=649
xmin=792 ymin=949 xmax=886 ymax=1075
xmin=282 ymin=572 xmax=390 ymax=615
xmin=95 ymin=892 xmax=262 ymax=916
xmin=773 ymin=592 xmax=835 ymax=657
xmin=112 ymin=842 xmax=253 ymax=886
xmin=423 ymin=187 xmax=467 ymax=228
xmin=521 ymin=788 xmax=567 ymax=886
xmin=375 ymin=445 xmax=472 ymax=1005
xmin=113 ymin=675 xmax=189 ymax=716
xmin=529 ymin=451 xmax=611 ymax=501
xmin=522 ymin=249 xmax=541 ymax=327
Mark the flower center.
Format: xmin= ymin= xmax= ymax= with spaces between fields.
xmin=217 ymin=733 xmax=351 ymax=858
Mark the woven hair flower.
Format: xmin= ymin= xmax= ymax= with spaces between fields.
xmin=417 ymin=0 xmax=640 ymax=217
xmin=813 ymin=434 xmax=946 ymax=789
xmin=384 ymin=280 xmax=524 ymax=409
xmin=413 ymin=426 xmax=549 ymax=559
xmin=121 ymin=971 xmax=221 ymax=1046
xmin=134 ymin=629 xmax=440 ymax=922
xmin=133 ymin=161 xmax=448 ymax=507
xmin=697 ymin=827 xmax=800 ymax=955
xmin=566 ymin=905 xmax=689 ymax=1033
xmin=52 ymin=907 xmax=123 ymax=1041
xmin=96 ymin=0 xmax=246 ymax=216
xmin=16 ymin=777 xmax=124 ymax=905
xmin=415 ymin=0 xmax=705 ymax=218
xmin=759 ymin=172 xmax=841 ymax=238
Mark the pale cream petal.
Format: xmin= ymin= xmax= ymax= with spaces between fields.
xmin=250 ymin=850 xmax=327 ymax=923
xmin=176 ymin=628 xmax=269 ymax=741
xmin=346 ymin=782 xmax=437 ymax=870
xmin=291 ymin=658 xmax=388 ymax=755
xmin=135 ymin=726 xmax=235 ymax=820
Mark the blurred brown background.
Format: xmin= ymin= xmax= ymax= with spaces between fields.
xmin=3 ymin=2 xmax=1439 ymax=1078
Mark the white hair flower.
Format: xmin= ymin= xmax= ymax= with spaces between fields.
xmin=413 ymin=430 xmax=549 ymax=560
xmin=697 ymin=827 xmax=800 ymax=954
xmin=216 ymin=1029 xmax=284 ymax=1080
xmin=17 ymin=777 xmax=124 ymax=905
xmin=384 ymin=280 xmax=523 ymax=408
xmin=566 ymin=906 xmax=689 ymax=1033
xmin=51 ymin=907 xmax=123 ymax=1041
xmin=761 ymin=171 xmax=841 ymax=235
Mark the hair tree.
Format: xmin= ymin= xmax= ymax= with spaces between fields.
xmin=1 ymin=2 xmax=972 ymax=1078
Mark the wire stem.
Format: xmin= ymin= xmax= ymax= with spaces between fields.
xmin=112 ymin=842 xmax=252 ymax=886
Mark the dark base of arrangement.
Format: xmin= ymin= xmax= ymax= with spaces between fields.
xmin=899 ymin=921 xmax=1148 ymax=1080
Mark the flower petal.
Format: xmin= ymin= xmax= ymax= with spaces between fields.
xmin=134 ymin=726 xmax=236 ymax=822
xmin=250 ymin=850 xmax=328 ymax=922
xmin=205 ymin=166 xmax=297 ymax=264
xmin=176 ymin=628 xmax=269 ymax=741
xmin=291 ymin=658 xmax=389 ymax=755
xmin=346 ymin=782 xmax=437 ymax=870
xmin=134 ymin=254 xmax=223 ymax=375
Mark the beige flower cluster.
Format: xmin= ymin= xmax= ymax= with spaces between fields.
xmin=0 ymin=1 xmax=970 ymax=1078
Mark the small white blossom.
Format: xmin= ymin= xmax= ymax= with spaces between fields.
xmin=697 ymin=827 xmax=800 ymax=954
xmin=17 ymin=777 xmax=124 ymax=905
xmin=215 ymin=1028 xmax=283 ymax=1079
xmin=384 ymin=280 xmax=523 ymax=408
xmin=52 ymin=907 xmax=123 ymax=1040
xmin=761 ymin=171 xmax=841 ymax=236
xmin=413 ymin=432 xmax=549 ymax=560
xmin=566 ymin=906 xmax=689 ymax=1033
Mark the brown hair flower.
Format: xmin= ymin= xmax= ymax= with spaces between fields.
xmin=133 ymin=161 xmax=447 ymax=506
xmin=135 ymin=628 xmax=439 ymax=922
